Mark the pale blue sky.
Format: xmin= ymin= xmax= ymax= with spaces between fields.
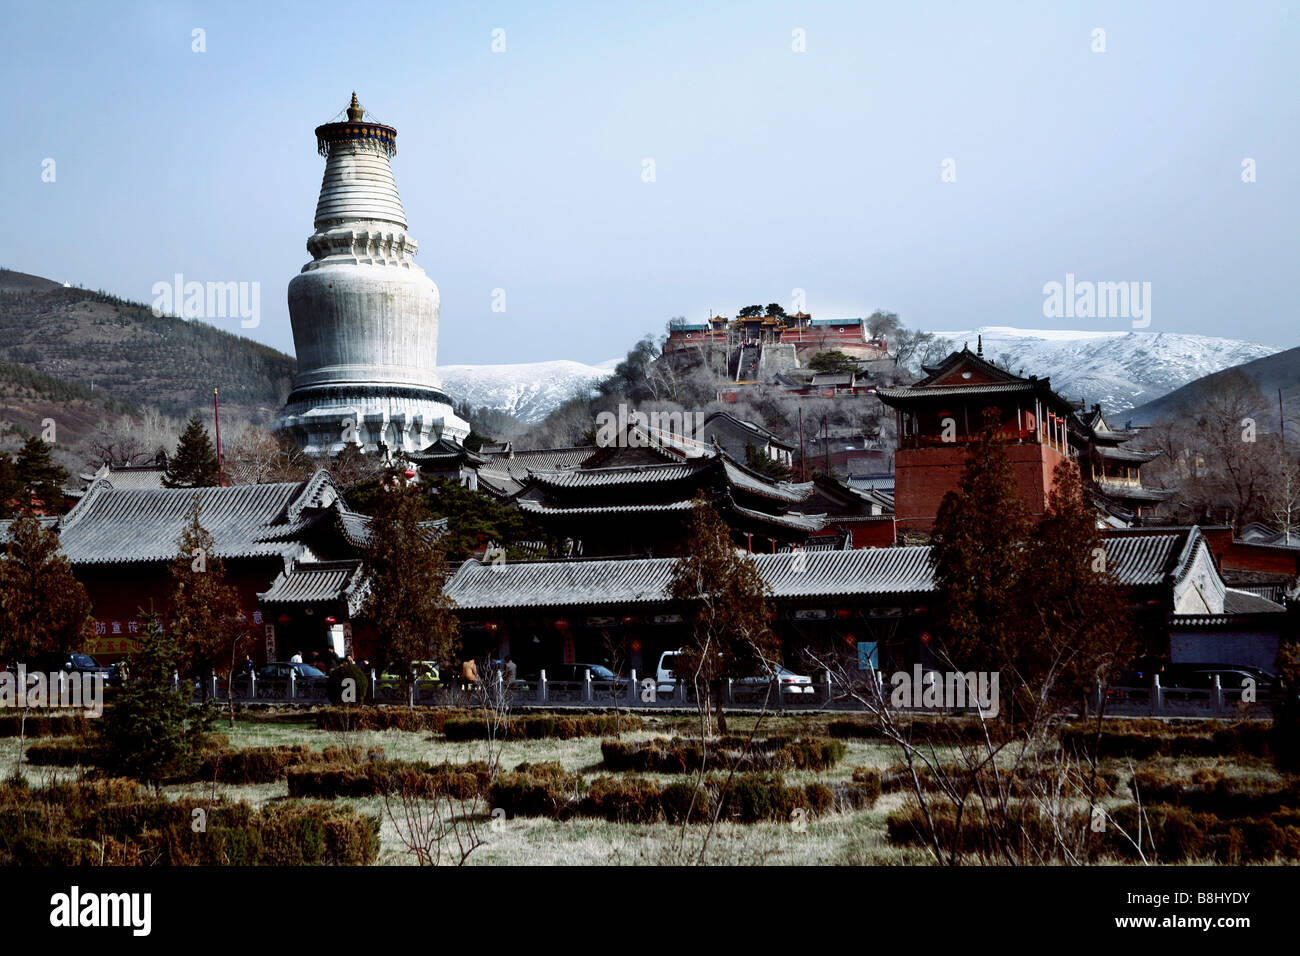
xmin=2 ymin=0 xmax=1296 ymax=365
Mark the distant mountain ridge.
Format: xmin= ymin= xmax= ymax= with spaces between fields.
xmin=925 ymin=327 xmax=1282 ymax=416
xmin=0 ymin=269 xmax=615 ymax=435
xmin=0 ymin=270 xmax=1281 ymax=441
xmin=438 ymin=359 xmax=617 ymax=424
xmin=1127 ymin=345 xmax=1300 ymax=426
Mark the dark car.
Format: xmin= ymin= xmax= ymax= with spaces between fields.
xmin=1106 ymin=659 xmax=1274 ymax=703
xmin=547 ymin=663 xmax=628 ymax=689
xmin=256 ymin=662 xmax=327 ymax=681
xmin=27 ymin=651 xmax=110 ymax=679
xmin=1163 ymin=663 xmax=1275 ymax=701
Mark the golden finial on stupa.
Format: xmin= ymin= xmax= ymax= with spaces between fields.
xmin=346 ymin=92 xmax=364 ymax=122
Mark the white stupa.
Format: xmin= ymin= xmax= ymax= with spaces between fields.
xmin=274 ymin=93 xmax=469 ymax=456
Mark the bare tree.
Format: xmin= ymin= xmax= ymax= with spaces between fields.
xmin=226 ymin=425 xmax=317 ymax=485
xmin=378 ymin=778 xmax=487 ymax=866
xmin=1264 ymin=456 xmax=1300 ymax=545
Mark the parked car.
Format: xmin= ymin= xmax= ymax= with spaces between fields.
xmin=256 ymin=661 xmax=326 ymax=681
xmin=547 ymin=663 xmax=628 ymax=690
xmin=27 ymin=651 xmax=111 ymax=680
xmin=1164 ymin=663 xmax=1275 ymax=701
xmin=1105 ymin=659 xmax=1275 ymax=702
xmin=737 ymin=665 xmax=815 ymax=696
xmin=656 ymin=649 xmax=813 ymax=697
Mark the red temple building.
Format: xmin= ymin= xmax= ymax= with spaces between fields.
xmin=878 ymin=346 xmax=1079 ymax=532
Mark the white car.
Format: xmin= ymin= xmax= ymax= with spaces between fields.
xmin=656 ymin=649 xmax=813 ymax=697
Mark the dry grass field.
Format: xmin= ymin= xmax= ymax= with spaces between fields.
xmin=6 ymin=709 xmax=1292 ymax=866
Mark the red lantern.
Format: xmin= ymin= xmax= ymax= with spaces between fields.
xmin=835 ymin=608 xmax=853 ymax=619
xmin=404 ymin=468 xmax=416 ymax=479
xmin=554 ymin=619 xmax=570 ymax=630
xmin=277 ymin=614 xmax=291 ymax=626
xmin=485 ymin=621 xmax=499 ymax=633
xmin=324 ymin=616 xmax=338 ymax=625
xmin=621 ymin=616 xmax=637 ymax=626
xmin=844 ymin=634 xmax=856 ymax=646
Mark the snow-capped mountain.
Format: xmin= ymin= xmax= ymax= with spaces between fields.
xmin=438 ymin=359 xmax=618 ymax=424
xmin=438 ymin=327 xmax=1281 ymax=425
xmin=923 ymin=327 xmax=1282 ymax=415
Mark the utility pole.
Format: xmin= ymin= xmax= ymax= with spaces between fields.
xmin=1281 ymin=389 xmax=1287 ymax=456
xmin=797 ymin=407 xmax=806 ymax=482
xmin=213 ymin=387 xmax=224 ymax=487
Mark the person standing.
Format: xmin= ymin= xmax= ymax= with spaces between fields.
xmin=460 ymin=658 xmax=479 ymax=691
xmin=504 ymin=656 xmax=518 ymax=686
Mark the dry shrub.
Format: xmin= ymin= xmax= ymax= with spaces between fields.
xmin=443 ymin=713 xmax=644 ymax=742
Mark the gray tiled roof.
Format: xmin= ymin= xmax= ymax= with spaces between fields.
xmin=528 ymin=460 xmax=710 ymax=488
xmin=446 ymin=530 xmax=1214 ymax=611
xmin=1098 ymin=532 xmax=1181 ymax=585
xmin=258 ymin=560 xmax=363 ymax=604
xmin=877 ymin=381 xmax=1041 ymax=402
xmin=337 ymin=510 xmax=377 ymax=547
xmin=445 ymin=546 xmax=935 ymax=611
xmin=53 ymin=470 xmax=362 ymax=565
xmin=721 ymin=459 xmax=813 ymax=503
xmin=811 ymin=373 xmax=855 ymax=387
xmin=703 ymin=412 xmax=795 ymax=450
xmin=1223 ymin=588 xmax=1287 ymax=614
xmin=476 ymin=468 xmax=524 ymax=498
xmin=517 ymin=498 xmax=698 ymax=517
xmin=491 ymin=447 xmax=595 ymax=480
xmin=77 ymin=465 xmax=168 ymax=490
xmin=1095 ymin=482 xmax=1175 ymax=502
xmin=1096 ymin=445 xmax=1161 ymax=463
xmin=725 ymin=495 xmax=825 ymax=532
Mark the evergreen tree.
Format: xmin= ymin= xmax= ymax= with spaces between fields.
xmin=422 ymin=476 xmax=541 ymax=561
xmin=0 ymin=511 xmax=94 ymax=662
xmin=16 ymin=436 xmax=68 ymax=512
xmin=930 ymin=412 xmax=1139 ymax=720
xmin=743 ymin=441 xmax=793 ymax=481
xmin=169 ymin=496 xmax=253 ymax=703
xmin=0 ymin=453 xmax=22 ymax=517
xmin=163 ymin=415 xmax=219 ymax=487
xmin=928 ymin=408 xmax=1032 ymax=679
xmin=807 ymin=350 xmax=856 ymax=373
xmin=668 ymin=497 xmax=779 ymax=735
xmin=360 ymin=478 xmax=460 ymax=673
xmin=1024 ymin=459 xmax=1136 ymax=709
xmin=101 ymin=611 xmax=213 ymax=789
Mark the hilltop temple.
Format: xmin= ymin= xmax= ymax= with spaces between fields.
xmin=274 ymin=94 xmax=469 ymax=456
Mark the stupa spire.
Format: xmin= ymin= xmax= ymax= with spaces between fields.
xmin=274 ymin=95 xmax=469 ymax=457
